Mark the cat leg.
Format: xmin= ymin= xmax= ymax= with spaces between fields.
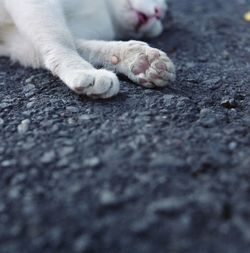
xmin=76 ymin=40 xmax=175 ymax=88
xmin=4 ymin=0 xmax=119 ymax=98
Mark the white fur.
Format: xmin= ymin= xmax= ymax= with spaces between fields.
xmin=0 ymin=0 xmax=175 ymax=98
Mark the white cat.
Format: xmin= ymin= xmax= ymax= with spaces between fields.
xmin=0 ymin=0 xmax=175 ymax=98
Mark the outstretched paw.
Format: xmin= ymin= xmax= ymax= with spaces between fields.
xmin=63 ymin=69 xmax=120 ymax=99
xmin=121 ymin=41 xmax=176 ymax=88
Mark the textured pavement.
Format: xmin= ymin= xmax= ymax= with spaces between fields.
xmin=0 ymin=0 xmax=250 ymax=252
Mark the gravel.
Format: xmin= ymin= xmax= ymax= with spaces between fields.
xmin=17 ymin=119 xmax=31 ymax=134
xmin=0 ymin=0 xmax=250 ymax=252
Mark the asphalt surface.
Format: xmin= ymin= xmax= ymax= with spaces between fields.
xmin=0 ymin=0 xmax=250 ymax=252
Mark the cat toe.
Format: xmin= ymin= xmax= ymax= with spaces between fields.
xmin=150 ymin=58 xmax=176 ymax=86
xmin=95 ymin=73 xmax=120 ymax=99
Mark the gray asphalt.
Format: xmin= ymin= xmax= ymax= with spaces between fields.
xmin=0 ymin=0 xmax=250 ymax=252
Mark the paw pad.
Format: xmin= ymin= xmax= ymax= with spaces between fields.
xmin=128 ymin=45 xmax=176 ymax=88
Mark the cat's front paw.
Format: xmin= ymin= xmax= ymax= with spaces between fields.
xmin=63 ymin=69 xmax=120 ymax=98
xmin=122 ymin=41 xmax=175 ymax=88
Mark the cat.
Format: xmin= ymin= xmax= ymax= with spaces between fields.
xmin=0 ymin=0 xmax=175 ymax=98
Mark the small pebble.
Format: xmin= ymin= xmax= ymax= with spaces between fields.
xmin=148 ymin=197 xmax=188 ymax=215
xmin=1 ymin=160 xmax=16 ymax=167
xmin=78 ymin=114 xmax=95 ymax=121
xmin=0 ymin=202 xmax=6 ymax=212
xmin=11 ymin=173 xmax=27 ymax=185
xmin=25 ymin=76 xmax=36 ymax=84
xmin=23 ymin=84 xmax=35 ymax=93
xmin=66 ymin=106 xmax=79 ymax=113
xmin=74 ymin=235 xmax=91 ymax=252
xmin=83 ymin=157 xmax=100 ymax=167
xmin=131 ymin=215 xmax=157 ymax=235
xmin=26 ymin=101 xmax=35 ymax=109
xmin=228 ymin=108 xmax=238 ymax=118
xmin=40 ymin=151 xmax=56 ymax=164
xmin=0 ymin=102 xmax=11 ymax=109
xmin=8 ymin=187 xmax=21 ymax=199
xmin=60 ymin=146 xmax=75 ymax=156
xmin=244 ymin=11 xmax=250 ymax=22
xmin=99 ymin=190 xmax=117 ymax=206
xmin=0 ymin=118 xmax=4 ymax=125
xmin=229 ymin=142 xmax=237 ymax=151
xmin=221 ymin=97 xmax=237 ymax=109
xmin=68 ymin=118 xmax=76 ymax=124
xmin=17 ymin=119 xmax=31 ymax=134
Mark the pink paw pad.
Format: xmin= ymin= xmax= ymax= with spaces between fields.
xmin=132 ymin=55 xmax=149 ymax=75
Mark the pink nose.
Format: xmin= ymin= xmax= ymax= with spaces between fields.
xmin=154 ymin=7 xmax=162 ymax=19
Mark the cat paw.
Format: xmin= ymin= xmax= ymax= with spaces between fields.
xmin=122 ymin=41 xmax=176 ymax=88
xmin=63 ymin=69 xmax=120 ymax=98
